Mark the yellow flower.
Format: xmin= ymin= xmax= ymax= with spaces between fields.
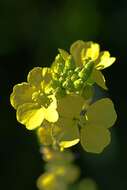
xmin=37 ymin=94 xmax=84 ymax=149
xmin=80 ymin=98 xmax=117 ymax=153
xmin=53 ymin=96 xmax=117 ymax=153
xmin=70 ymin=40 xmax=100 ymax=66
xmin=70 ymin=40 xmax=116 ymax=90
xmin=10 ymin=67 xmax=58 ymax=130
xmin=53 ymin=94 xmax=85 ymax=150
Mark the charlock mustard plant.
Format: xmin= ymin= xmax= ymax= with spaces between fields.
xmin=10 ymin=40 xmax=117 ymax=190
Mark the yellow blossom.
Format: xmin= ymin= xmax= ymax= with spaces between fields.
xmin=53 ymin=94 xmax=85 ymax=150
xmin=53 ymin=97 xmax=117 ymax=153
xmin=70 ymin=40 xmax=116 ymax=90
xmin=80 ymin=98 xmax=117 ymax=153
xmin=10 ymin=67 xmax=58 ymax=130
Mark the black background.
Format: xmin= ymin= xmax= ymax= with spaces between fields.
xmin=0 ymin=0 xmax=127 ymax=189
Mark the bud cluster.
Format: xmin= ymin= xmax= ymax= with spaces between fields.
xmin=51 ymin=51 xmax=94 ymax=98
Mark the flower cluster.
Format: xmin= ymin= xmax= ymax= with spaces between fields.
xmin=10 ymin=40 xmax=117 ymax=153
xmin=37 ymin=147 xmax=80 ymax=190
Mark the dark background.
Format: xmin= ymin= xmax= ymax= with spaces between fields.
xmin=0 ymin=0 xmax=127 ymax=189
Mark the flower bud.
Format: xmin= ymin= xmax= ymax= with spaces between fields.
xmin=55 ymin=87 xmax=66 ymax=98
xmin=62 ymin=78 xmax=74 ymax=91
xmin=79 ymin=61 xmax=94 ymax=81
xmin=71 ymin=73 xmax=79 ymax=82
xmin=74 ymin=79 xmax=83 ymax=90
xmin=65 ymin=56 xmax=75 ymax=70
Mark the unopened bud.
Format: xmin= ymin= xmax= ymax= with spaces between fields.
xmin=65 ymin=56 xmax=75 ymax=70
xmin=62 ymin=78 xmax=74 ymax=91
xmin=74 ymin=79 xmax=83 ymax=90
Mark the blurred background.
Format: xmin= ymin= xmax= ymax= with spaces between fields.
xmin=0 ymin=0 xmax=127 ymax=189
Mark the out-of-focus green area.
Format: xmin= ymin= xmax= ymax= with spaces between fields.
xmin=0 ymin=0 xmax=127 ymax=189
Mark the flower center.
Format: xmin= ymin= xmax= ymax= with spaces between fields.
xmin=32 ymin=90 xmax=52 ymax=108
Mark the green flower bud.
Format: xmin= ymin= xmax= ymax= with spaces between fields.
xmin=78 ymin=68 xmax=86 ymax=78
xmin=51 ymin=79 xmax=61 ymax=89
xmin=59 ymin=76 xmax=64 ymax=83
xmin=86 ymin=77 xmax=95 ymax=85
xmin=79 ymin=61 xmax=94 ymax=81
xmin=55 ymin=87 xmax=66 ymax=98
xmin=62 ymin=68 xmax=73 ymax=81
xmin=65 ymin=56 xmax=75 ymax=70
xmin=71 ymin=73 xmax=79 ymax=82
xmin=52 ymin=73 xmax=59 ymax=80
xmin=62 ymin=78 xmax=74 ymax=90
xmin=55 ymin=62 xmax=65 ymax=74
xmin=74 ymin=67 xmax=81 ymax=73
xmin=58 ymin=48 xmax=69 ymax=61
xmin=67 ymin=70 xmax=73 ymax=77
xmin=55 ymin=54 xmax=64 ymax=63
xmin=74 ymin=79 xmax=83 ymax=90
xmin=52 ymin=54 xmax=65 ymax=74
xmin=85 ymin=60 xmax=94 ymax=70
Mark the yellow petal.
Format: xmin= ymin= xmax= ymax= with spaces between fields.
xmin=42 ymin=67 xmax=52 ymax=83
xmin=41 ymin=68 xmax=52 ymax=93
xmin=57 ymin=94 xmax=84 ymax=119
xmin=55 ymin=117 xmax=80 ymax=149
xmin=86 ymin=98 xmax=117 ymax=128
xmin=44 ymin=95 xmax=59 ymax=123
xmin=95 ymin=51 xmax=116 ymax=70
xmin=48 ymin=95 xmax=57 ymax=110
xmin=91 ymin=69 xmax=108 ymax=90
xmin=83 ymin=42 xmax=100 ymax=61
xmin=27 ymin=67 xmax=43 ymax=88
xmin=44 ymin=108 xmax=59 ymax=123
xmin=17 ymin=103 xmax=44 ymax=130
xmin=10 ymin=82 xmax=35 ymax=109
xmin=80 ymin=124 xmax=111 ymax=153
xmin=60 ymin=139 xmax=79 ymax=149
xmin=70 ymin=40 xmax=86 ymax=67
